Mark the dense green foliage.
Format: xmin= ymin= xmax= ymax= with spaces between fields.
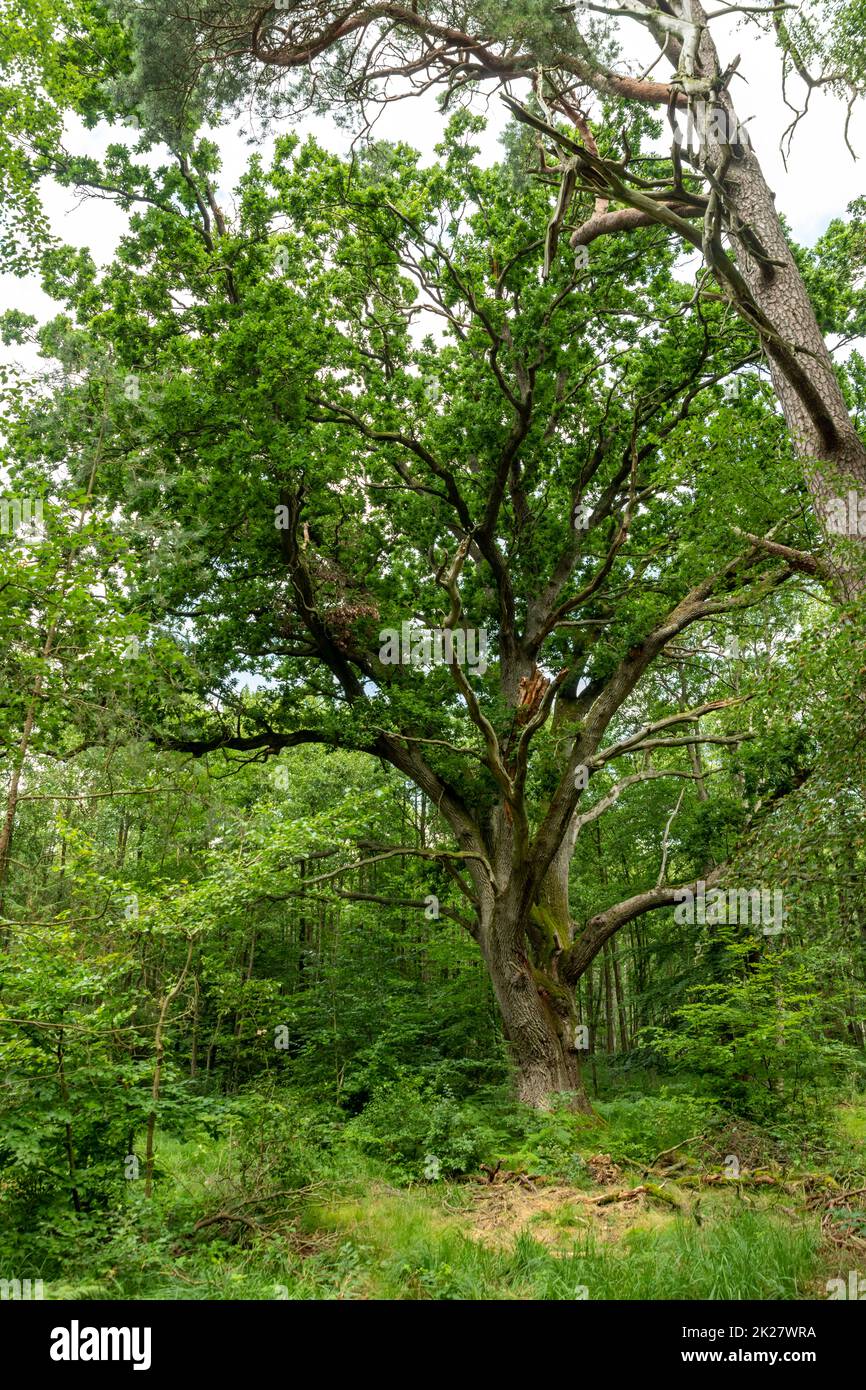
xmin=1 ymin=1 xmax=865 ymax=1302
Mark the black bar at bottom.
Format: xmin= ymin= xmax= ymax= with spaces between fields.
xmin=5 ymin=1297 xmax=859 ymax=1377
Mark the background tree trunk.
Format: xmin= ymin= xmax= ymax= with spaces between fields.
xmin=689 ymin=11 xmax=866 ymax=596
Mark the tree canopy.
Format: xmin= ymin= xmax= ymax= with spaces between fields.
xmin=0 ymin=0 xmax=865 ymax=1314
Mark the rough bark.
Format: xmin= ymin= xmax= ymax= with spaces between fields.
xmin=457 ymin=774 xmax=588 ymax=1111
xmin=481 ymin=865 xmax=591 ymax=1112
xmin=685 ymin=9 xmax=866 ymax=595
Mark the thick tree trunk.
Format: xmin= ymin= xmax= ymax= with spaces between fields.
xmin=484 ymin=939 xmax=589 ymax=1108
xmin=480 ymin=852 xmax=591 ymax=1111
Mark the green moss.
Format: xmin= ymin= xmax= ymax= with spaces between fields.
xmin=530 ymin=964 xmax=573 ymax=1016
xmin=527 ymin=903 xmax=562 ymax=969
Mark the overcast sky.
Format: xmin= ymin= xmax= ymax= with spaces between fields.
xmin=2 ymin=15 xmax=864 ymax=355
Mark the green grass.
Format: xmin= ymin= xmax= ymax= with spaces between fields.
xmin=26 ymin=1169 xmax=823 ymax=1301
xmin=298 ymin=1189 xmax=821 ymax=1301
xmin=2 ymin=1086 xmax=854 ymax=1301
xmin=837 ymin=1100 xmax=866 ymax=1144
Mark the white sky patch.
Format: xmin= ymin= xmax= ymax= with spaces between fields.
xmin=0 ymin=11 xmax=862 ymax=457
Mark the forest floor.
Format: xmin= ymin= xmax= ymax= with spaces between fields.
xmin=287 ymin=1168 xmax=859 ymax=1301
xmin=23 ymin=1091 xmax=866 ymax=1301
